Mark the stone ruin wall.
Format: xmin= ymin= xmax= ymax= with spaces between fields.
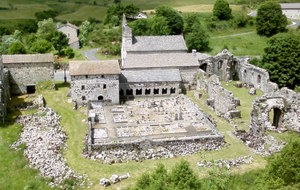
xmin=199 ymin=49 xmax=278 ymax=93
xmin=71 ymin=74 xmax=119 ymax=105
xmin=179 ymin=67 xmax=200 ymax=90
xmin=197 ymin=72 xmax=241 ymax=120
xmin=4 ymin=62 xmax=54 ymax=94
xmin=250 ymin=88 xmax=300 ymax=135
xmin=0 ymin=61 xmax=10 ymax=124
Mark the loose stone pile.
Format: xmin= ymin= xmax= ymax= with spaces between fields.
xmin=197 ymin=156 xmax=253 ymax=170
xmin=12 ymin=106 xmax=92 ymax=188
xmin=100 ymin=173 xmax=130 ymax=187
xmin=235 ymin=130 xmax=285 ymax=156
xmin=84 ymin=139 xmax=225 ymax=164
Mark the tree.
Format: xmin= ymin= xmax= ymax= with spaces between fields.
xmin=261 ymin=32 xmax=300 ymax=89
xmin=149 ymin=16 xmax=171 ymax=35
xmin=155 ymin=6 xmax=184 ymax=35
xmin=131 ymin=19 xmax=150 ymax=35
xmin=185 ymin=22 xmax=210 ymax=52
xmin=169 ymin=160 xmax=201 ymax=190
xmin=8 ymin=41 xmax=26 ymax=54
xmin=104 ymin=3 xmax=139 ymax=25
xmin=256 ymin=1 xmax=287 ymax=37
xmin=51 ymin=31 xmax=68 ymax=55
xmin=29 ymin=39 xmax=53 ymax=53
xmin=17 ymin=20 xmax=38 ymax=33
xmin=79 ymin=21 xmax=94 ymax=46
xmin=36 ymin=18 xmax=56 ymax=41
xmin=213 ymin=0 xmax=232 ymax=20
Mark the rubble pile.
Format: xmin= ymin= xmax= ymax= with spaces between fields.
xmin=100 ymin=173 xmax=130 ymax=187
xmin=197 ymin=156 xmax=253 ymax=170
xmin=12 ymin=107 xmax=92 ymax=188
xmin=235 ymin=130 xmax=285 ymax=156
xmin=84 ymin=139 xmax=225 ymax=164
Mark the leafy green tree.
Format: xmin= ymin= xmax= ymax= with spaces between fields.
xmin=183 ymin=14 xmax=199 ymax=34
xmin=265 ymin=139 xmax=300 ymax=189
xmin=201 ymin=167 xmax=230 ymax=190
xmin=256 ymin=1 xmax=287 ymax=37
xmin=51 ymin=31 xmax=68 ymax=55
xmin=155 ymin=6 xmax=184 ymax=35
xmin=149 ymin=16 xmax=171 ymax=35
xmin=79 ymin=21 xmax=94 ymax=46
xmin=185 ymin=22 xmax=210 ymax=52
xmin=63 ymin=47 xmax=75 ymax=58
xmin=104 ymin=3 xmax=139 ymax=25
xmin=8 ymin=41 xmax=26 ymax=54
xmin=0 ymin=30 xmax=21 ymax=54
xmin=130 ymin=19 xmax=149 ymax=35
xmin=36 ymin=18 xmax=56 ymax=41
xmin=169 ymin=160 xmax=201 ymax=190
xmin=29 ymin=39 xmax=53 ymax=53
xmin=213 ymin=0 xmax=232 ymax=20
xmin=261 ymin=32 xmax=300 ymax=89
xmin=17 ymin=20 xmax=38 ymax=33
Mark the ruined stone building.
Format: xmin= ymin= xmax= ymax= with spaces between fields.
xmin=2 ymin=54 xmax=54 ymax=95
xmin=121 ymin=14 xmax=200 ymax=92
xmin=69 ymin=60 xmax=120 ymax=105
xmin=57 ymin=22 xmax=80 ymax=49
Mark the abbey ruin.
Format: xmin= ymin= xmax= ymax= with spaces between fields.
xmin=0 ymin=15 xmax=299 ymax=168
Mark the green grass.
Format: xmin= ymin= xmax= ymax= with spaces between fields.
xmin=221 ymin=81 xmax=264 ymax=130
xmin=56 ymin=5 xmax=107 ymax=21
xmin=38 ymin=82 xmax=267 ymax=189
xmin=0 ymin=97 xmax=56 ymax=190
xmin=208 ymin=29 xmax=268 ymax=56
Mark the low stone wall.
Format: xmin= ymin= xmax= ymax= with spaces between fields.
xmin=84 ymin=135 xmax=225 ymax=164
xmin=0 ymin=63 xmax=9 ymax=124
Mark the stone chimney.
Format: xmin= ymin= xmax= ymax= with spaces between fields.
xmin=192 ymin=49 xmax=197 ymax=56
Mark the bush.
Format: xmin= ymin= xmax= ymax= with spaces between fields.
xmin=29 ymin=39 xmax=53 ymax=53
xmin=8 ymin=41 xmax=26 ymax=54
xmin=63 ymin=47 xmax=75 ymax=58
xmin=256 ymin=1 xmax=287 ymax=37
xmin=213 ymin=0 xmax=232 ymax=20
xmin=35 ymin=10 xmax=58 ymax=21
xmin=186 ymin=22 xmax=210 ymax=52
xmin=234 ymin=14 xmax=248 ymax=28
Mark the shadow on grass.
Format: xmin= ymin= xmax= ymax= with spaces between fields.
xmin=55 ymin=82 xmax=70 ymax=90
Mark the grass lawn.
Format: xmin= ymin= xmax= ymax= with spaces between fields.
xmin=38 ymin=82 xmax=266 ymax=189
xmin=208 ymin=30 xmax=268 ymax=56
xmin=56 ymin=5 xmax=107 ymax=21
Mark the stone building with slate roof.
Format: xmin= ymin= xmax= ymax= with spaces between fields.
xmin=2 ymin=54 xmax=54 ymax=95
xmin=69 ymin=60 xmax=120 ymax=105
xmin=57 ymin=22 xmax=80 ymax=49
xmin=121 ymin=14 xmax=201 ymax=92
xmin=120 ymin=69 xmax=181 ymax=97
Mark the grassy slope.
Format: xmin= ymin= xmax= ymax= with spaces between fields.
xmin=40 ymin=82 xmax=266 ymax=189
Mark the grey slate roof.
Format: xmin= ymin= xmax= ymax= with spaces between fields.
xmin=127 ymin=35 xmax=187 ymax=52
xmin=280 ymin=3 xmax=300 ymax=9
xmin=123 ymin=53 xmax=199 ymax=69
xmin=120 ymin=69 xmax=181 ymax=83
xmin=69 ymin=60 xmax=120 ymax=76
xmin=2 ymin=54 xmax=54 ymax=64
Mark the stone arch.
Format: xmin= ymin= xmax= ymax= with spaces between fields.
xmin=200 ymin=63 xmax=208 ymax=72
xmin=98 ymin=95 xmax=104 ymax=101
xmin=269 ymin=107 xmax=283 ymax=128
xmin=257 ymin=74 xmax=261 ymax=84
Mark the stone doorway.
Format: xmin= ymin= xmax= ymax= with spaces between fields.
xmin=98 ymin=95 xmax=104 ymax=101
xmin=200 ymin=63 xmax=207 ymax=72
xmin=26 ymin=85 xmax=36 ymax=94
xmin=270 ymin=107 xmax=282 ymax=128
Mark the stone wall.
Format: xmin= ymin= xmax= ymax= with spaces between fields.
xmin=4 ymin=62 xmax=54 ymax=94
xmin=0 ymin=61 xmax=9 ymax=124
xmin=250 ymin=88 xmax=300 ymax=135
xmin=199 ymin=49 xmax=278 ymax=93
xmin=120 ymin=82 xmax=180 ymax=97
xmin=198 ymin=74 xmax=241 ymax=120
xmin=71 ymin=74 xmax=119 ymax=105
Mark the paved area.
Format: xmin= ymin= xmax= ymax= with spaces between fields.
xmin=84 ymin=48 xmax=99 ymax=60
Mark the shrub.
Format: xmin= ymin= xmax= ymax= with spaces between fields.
xmin=29 ymin=39 xmax=53 ymax=53
xmin=156 ymin=6 xmax=184 ymax=35
xmin=213 ymin=0 xmax=232 ymax=20
xmin=8 ymin=41 xmax=26 ymax=54
xmin=234 ymin=14 xmax=248 ymax=28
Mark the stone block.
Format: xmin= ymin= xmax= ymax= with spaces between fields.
xmin=229 ymin=110 xmax=241 ymax=118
